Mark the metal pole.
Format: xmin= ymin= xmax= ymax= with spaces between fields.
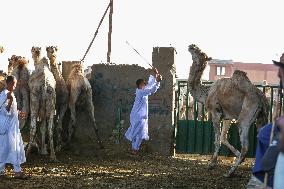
xmin=107 ymin=0 xmax=113 ymax=63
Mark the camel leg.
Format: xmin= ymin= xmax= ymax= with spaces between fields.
xmin=40 ymin=120 xmax=48 ymax=155
xmin=220 ymin=120 xmax=241 ymax=157
xmin=47 ymin=115 xmax=56 ymax=160
xmin=68 ymin=87 xmax=80 ymax=143
xmin=224 ymin=105 xmax=259 ymax=177
xmin=86 ymin=88 xmax=104 ymax=149
xmin=26 ymin=114 xmax=37 ymax=156
xmin=56 ymin=103 xmax=67 ymax=152
xmin=26 ymin=95 xmax=39 ymax=156
xmin=209 ymin=112 xmax=222 ymax=169
xmin=19 ymin=88 xmax=30 ymax=130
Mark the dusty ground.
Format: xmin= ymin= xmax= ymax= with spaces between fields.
xmin=0 ymin=143 xmax=253 ymax=189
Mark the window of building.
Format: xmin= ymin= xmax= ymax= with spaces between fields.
xmin=216 ymin=66 xmax=225 ymax=76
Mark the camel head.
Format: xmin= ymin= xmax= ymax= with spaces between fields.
xmin=0 ymin=46 xmax=4 ymax=54
xmin=46 ymin=46 xmax=58 ymax=63
xmin=8 ymin=55 xmax=21 ymax=74
xmin=188 ymin=44 xmax=212 ymax=64
xmin=187 ymin=44 xmax=212 ymax=88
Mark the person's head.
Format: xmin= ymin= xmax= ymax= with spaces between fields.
xmin=136 ymin=79 xmax=146 ymax=89
xmin=6 ymin=75 xmax=17 ymax=92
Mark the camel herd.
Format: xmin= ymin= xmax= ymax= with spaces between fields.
xmin=0 ymin=46 xmax=101 ymax=160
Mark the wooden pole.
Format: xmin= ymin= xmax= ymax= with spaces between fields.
xmin=107 ymin=0 xmax=113 ymax=63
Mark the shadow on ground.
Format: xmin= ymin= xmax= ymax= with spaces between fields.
xmin=0 ymin=142 xmax=252 ymax=189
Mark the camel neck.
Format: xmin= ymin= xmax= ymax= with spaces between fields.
xmin=50 ymin=60 xmax=63 ymax=82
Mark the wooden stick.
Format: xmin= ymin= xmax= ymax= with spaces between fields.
xmin=264 ymin=86 xmax=282 ymax=188
xmin=81 ymin=2 xmax=110 ymax=62
xmin=107 ymin=0 xmax=113 ymax=63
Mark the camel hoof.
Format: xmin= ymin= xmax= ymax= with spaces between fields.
xmin=56 ymin=145 xmax=62 ymax=152
xmin=223 ymin=172 xmax=232 ymax=178
xmin=49 ymin=158 xmax=58 ymax=163
xmin=208 ymin=161 xmax=217 ymax=170
xmin=41 ymin=150 xmax=48 ymax=155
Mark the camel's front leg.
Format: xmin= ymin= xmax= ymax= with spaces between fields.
xmin=224 ymin=104 xmax=259 ymax=177
xmin=40 ymin=119 xmax=48 ymax=155
xmin=26 ymin=114 xmax=37 ymax=156
xmin=209 ymin=112 xmax=222 ymax=169
xmin=47 ymin=115 xmax=56 ymax=160
xmin=68 ymin=86 xmax=80 ymax=143
xmin=220 ymin=120 xmax=241 ymax=157
xmin=19 ymin=88 xmax=30 ymax=130
xmin=56 ymin=103 xmax=68 ymax=152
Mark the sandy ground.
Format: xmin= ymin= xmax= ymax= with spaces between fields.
xmin=0 ymin=143 xmax=253 ymax=189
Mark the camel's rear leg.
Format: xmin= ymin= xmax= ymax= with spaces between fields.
xmin=209 ymin=112 xmax=222 ymax=169
xmin=86 ymin=88 xmax=104 ymax=149
xmin=224 ymin=105 xmax=259 ymax=177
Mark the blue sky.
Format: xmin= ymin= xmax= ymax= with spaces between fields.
xmin=0 ymin=0 xmax=283 ymax=79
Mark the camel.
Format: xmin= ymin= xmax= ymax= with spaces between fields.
xmin=8 ymin=55 xmax=30 ymax=129
xmin=187 ymin=44 xmax=269 ymax=177
xmin=46 ymin=46 xmax=68 ymax=151
xmin=66 ymin=62 xmax=103 ymax=148
xmin=27 ymin=50 xmax=57 ymax=160
xmin=31 ymin=46 xmax=42 ymax=69
xmin=0 ymin=71 xmax=7 ymax=92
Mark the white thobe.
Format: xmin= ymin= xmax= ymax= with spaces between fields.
xmin=125 ymin=75 xmax=160 ymax=150
xmin=274 ymin=151 xmax=284 ymax=189
xmin=0 ymin=89 xmax=26 ymax=173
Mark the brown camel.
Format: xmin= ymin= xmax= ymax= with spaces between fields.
xmin=8 ymin=55 xmax=30 ymax=129
xmin=46 ymin=46 xmax=68 ymax=151
xmin=66 ymin=62 xmax=103 ymax=148
xmin=187 ymin=44 xmax=269 ymax=177
xmin=27 ymin=48 xmax=57 ymax=160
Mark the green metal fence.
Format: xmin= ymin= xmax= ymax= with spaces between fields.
xmin=174 ymin=80 xmax=280 ymax=158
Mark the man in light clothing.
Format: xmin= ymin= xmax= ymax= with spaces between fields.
xmin=125 ymin=68 xmax=162 ymax=155
xmin=0 ymin=75 xmax=28 ymax=179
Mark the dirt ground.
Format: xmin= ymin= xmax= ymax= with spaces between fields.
xmin=0 ymin=143 xmax=253 ymax=189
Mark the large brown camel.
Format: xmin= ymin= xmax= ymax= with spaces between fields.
xmin=66 ymin=62 xmax=103 ymax=148
xmin=46 ymin=46 xmax=68 ymax=151
xmin=8 ymin=55 xmax=30 ymax=129
xmin=27 ymin=48 xmax=57 ymax=160
xmin=187 ymin=44 xmax=269 ymax=177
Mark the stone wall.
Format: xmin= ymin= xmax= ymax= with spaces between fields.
xmin=89 ymin=47 xmax=176 ymax=155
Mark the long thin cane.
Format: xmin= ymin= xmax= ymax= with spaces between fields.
xmin=263 ymin=84 xmax=282 ymax=187
xmin=125 ymin=41 xmax=153 ymax=68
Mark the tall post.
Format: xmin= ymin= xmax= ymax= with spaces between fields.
xmin=107 ymin=0 xmax=113 ymax=63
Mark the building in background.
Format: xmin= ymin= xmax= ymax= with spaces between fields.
xmin=209 ymin=59 xmax=279 ymax=84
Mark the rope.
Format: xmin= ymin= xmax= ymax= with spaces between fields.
xmin=81 ymin=2 xmax=111 ymax=62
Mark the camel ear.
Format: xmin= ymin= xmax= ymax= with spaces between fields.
xmin=46 ymin=47 xmax=48 ymax=51
xmin=31 ymin=47 xmax=34 ymax=52
xmin=55 ymin=46 xmax=58 ymax=51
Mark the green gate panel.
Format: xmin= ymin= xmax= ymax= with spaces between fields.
xmin=176 ymin=120 xmax=187 ymax=153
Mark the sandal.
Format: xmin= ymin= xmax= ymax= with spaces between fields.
xmin=14 ymin=172 xmax=30 ymax=180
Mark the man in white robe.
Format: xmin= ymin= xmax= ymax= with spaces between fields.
xmin=0 ymin=75 xmax=28 ymax=179
xmin=125 ymin=68 xmax=162 ymax=155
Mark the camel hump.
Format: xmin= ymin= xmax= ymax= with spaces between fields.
xmin=231 ymin=70 xmax=255 ymax=93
